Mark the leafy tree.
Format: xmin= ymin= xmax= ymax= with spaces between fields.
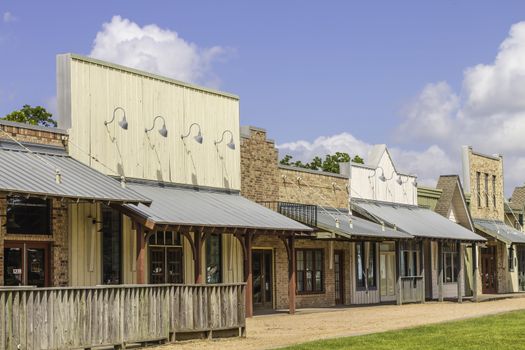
xmin=279 ymin=152 xmax=364 ymax=174
xmin=352 ymin=155 xmax=364 ymax=164
xmin=2 ymin=105 xmax=57 ymax=127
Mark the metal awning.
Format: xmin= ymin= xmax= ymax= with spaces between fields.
xmin=0 ymin=140 xmax=151 ymax=204
xmin=317 ymin=208 xmax=413 ymax=239
xmin=473 ymin=219 xmax=525 ymax=244
xmin=124 ymin=182 xmax=312 ymax=232
xmin=352 ymin=198 xmax=485 ymax=241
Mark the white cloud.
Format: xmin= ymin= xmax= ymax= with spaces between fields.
xmin=3 ymin=12 xmax=17 ymax=23
xmin=90 ymin=16 xmax=229 ymax=86
xmin=280 ymin=21 xmax=525 ymax=194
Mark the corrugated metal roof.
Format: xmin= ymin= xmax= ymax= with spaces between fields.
xmin=125 ymin=182 xmax=312 ymax=231
xmin=0 ymin=140 xmax=150 ymax=204
xmin=317 ymin=208 xmax=412 ymax=239
xmin=473 ymin=219 xmax=525 ymax=244
xmin=352 ymin=199 xmax=485 ymax=241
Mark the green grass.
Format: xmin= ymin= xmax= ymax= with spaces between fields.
xmin=282 ymin=310 xmax=525 ymax=350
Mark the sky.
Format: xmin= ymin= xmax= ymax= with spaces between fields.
xmin=1 ymin=1 xmax=525 ymax=194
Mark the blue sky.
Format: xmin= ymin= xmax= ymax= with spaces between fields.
xmin=2 ymin=1 xmax=525 ymax=193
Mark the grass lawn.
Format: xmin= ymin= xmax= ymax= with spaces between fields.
xmin=282 ymin=310 xmax=525 ymax=350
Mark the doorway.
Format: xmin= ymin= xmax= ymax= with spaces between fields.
xmin=334 ymin=250 xmax=344 ymax=305
xmin=253 ymin=249 xmax=273 ymax=309
xmin=379 ymin=242 xmax=396 ymax=301
xmin=4 ymin=241 xmax=50 ymax=287
xmin=518 ymin=246 xmax=525 ymax=291
xmin=148 ymin=231 xmax=183 ymax=284
xmin=481 ymin=246 xmax=497 ymax=294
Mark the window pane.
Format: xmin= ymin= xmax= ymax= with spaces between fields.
xmin=102 ymin=206 xmax=121 ymax=284
xmin=6 ymin=196 xmax=51 ymax=235
xmin=206 ymin=234 xmax=222 ymax=283
xmin=297 ymin=251 xmax=304 ymax=271
xmin=356 ymin=243 xmax=364 ymax=287
xmin=368 ymin=243 xmax=376 ymax=287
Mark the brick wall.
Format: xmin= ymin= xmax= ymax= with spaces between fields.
xmin=253 ymin=235 xmax=352 ymax=309
xmin=0 ymin=121 xmax=69 ymax=286
xmin=240 ymin=126 xmax=279 ymax=202
xmin=240 ymin=125 xmax=349 ymax=209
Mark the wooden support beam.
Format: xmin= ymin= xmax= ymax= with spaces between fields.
xmin=420 ymin=240 xmax=425 ymax=304
xmin=194 ymin=230 xmax=204 ymax=284
xmin=395 ymin=241 xmax=402 ymax=305
xmin=244 ymin=232 xmax=254 ymax=318
xmin=136 ymin=224 xmax=146 ymax=284
xmin=438 ymin=240 xmax=444 ymax=302
xmin=288 ymin=235 xmax=296 ymax=315
xmin=472 ymin=242 xmax=479 ymax=302
xmin=457 ymin=240 xmax=463 ymax=303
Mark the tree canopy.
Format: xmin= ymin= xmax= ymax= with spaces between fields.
xmin=280 ymin=152 xmax=364 ymax=174
xmin=1 ymin=105 xmax=57 ymax=127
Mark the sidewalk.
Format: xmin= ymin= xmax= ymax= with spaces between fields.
xmin=155 ymin=298 xmax=525 ymax=350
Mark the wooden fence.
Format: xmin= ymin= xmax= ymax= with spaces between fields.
xmin=399 ymin=276 xmax=424 ymax=304
xmin=0 ymin=283 xmax=246 ymax=350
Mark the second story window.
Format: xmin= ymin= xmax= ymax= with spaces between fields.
xmin=476 ymin=172 xmax=481 ymax=207
xmin=492 ymin=175 xmax=497 ymax=209
xmin=484 ymin=173 xmax=489 ymax=208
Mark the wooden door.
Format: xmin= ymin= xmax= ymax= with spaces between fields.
xmin=481 ymin=246 xmax=497 ymax=294
xmin=4 ymin=241 xmax=50 ymax=287
xmin=253 ymin=250 xmax=273 ymax=309
xmin=334 ymin=251 xmax=344 ymax=304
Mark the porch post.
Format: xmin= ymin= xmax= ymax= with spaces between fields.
xmin=244 ymin=232 xmax=254 ymax=318
xmin=194 ymin=231 xmax=204 ymax=284
xmin=420 ymin=240 xmax=425 ymax=304
xmin=472 ymin=242 xmax=479 ymax=301
xmin=288 ymin=235 xmax=296 ymax=314
xmin=438 ymin=240 xmax=444 ymax=302
xmin=136 ymin=224 xmax=146 ymax=284
xmin=457 ymin=240 xmax=463 ymax=303
xmin=395 ymin=241 xmax=402 ymax=305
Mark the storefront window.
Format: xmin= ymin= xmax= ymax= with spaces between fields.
xmin=296 ymin=249 xmax=323 ymax=293
xmin=206 ymin=234 xmax=222 ymax=283
xmin=102 ymin=206 xmax=122 ymax=284
xmin=356 ymin=242 xmax=377 ymax=289
xmin=6 ymin=196 xmax=51 ymax=235
xmin=443 ymin=242 xmax=458 ymax=283
xmin=400 ymin=241 xmax=419 ymax=277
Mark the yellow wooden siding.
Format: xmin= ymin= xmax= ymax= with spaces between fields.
xmin=222 ymin=234 xmax=244 ymax=283
xmin=65 ymin=57 xmax=240 ymax=190
xmin=121 ymin=216 xmax=137 ymax=284
xmin=69 ymin=203 xmax=102 ymax=286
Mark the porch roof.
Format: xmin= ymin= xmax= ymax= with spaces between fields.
xmin=0 ymin=140 xmax=151 ymax=204
xmin=124 ymin=181 xmax=313 ymax=232
xmin=351 ymin=198 xmax=485 ymax=242
xmin=317 ymin=208 xmax=413 ymax=239
xmin=473 ymin=219 xmax=525 ymax=244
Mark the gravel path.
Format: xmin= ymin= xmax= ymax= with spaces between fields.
xmin=154 ymin=298 xmax=525 ymax=350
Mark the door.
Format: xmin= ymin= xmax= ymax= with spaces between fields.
xmin=253 ymin=250 xmax=273 ymax=309
xmin=518 ymin=247 xmax=525 ymax=291
xmin=380 ymin=243 xmax=396 ymax=301
xmin=334 ymin=251 xmax=344 ymax=304
xmin=4 ymin=242 xmax=50 ymax=287
xmin=481 ymin=246 xmax=497 ymax=294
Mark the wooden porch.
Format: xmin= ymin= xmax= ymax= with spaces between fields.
xmin=0 ymin=283 xmax=246 ymax=350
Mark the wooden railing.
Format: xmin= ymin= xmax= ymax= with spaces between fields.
xmin=400 ymin=276 xmax=424 ymax=304
xmin=0 ymin=283 xmax=246 ymax=350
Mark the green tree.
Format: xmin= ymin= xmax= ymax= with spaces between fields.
xmin=352 ymin=155 xmax=364 ymax=164
xmin=2 ymin=105 xmax=57 ymax=127
xmin=320 ymin=152 xmax=351 ymax=173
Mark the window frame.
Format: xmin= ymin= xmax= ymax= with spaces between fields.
xmin=205 ymin=234 xmax=222 ymax=284
xmin=355 ymin=242 xmax=377 ymax=291
xmin=101 ymin=206 xmax=122 ymax=285
xmin=296 ymin=248 xmax=324 ymax=294
xmin=492 ymin=175 xmax=497 ymax=209
xmin=509 ymin=245 xmax=515 ymax=272
xmin=6 ymin=196 xmax=52 ymax=235
xmin=443 ymin=242 xmax=459 ymax=284
xmin=400 ymin=241 xmax=420 ymax=277
xmin=148 ymin=230 xmax=184 ymax=284
xmin=476 ymin=172 xmax=481 ymax=208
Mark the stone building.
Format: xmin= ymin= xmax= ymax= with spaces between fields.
xmin=461 ymin=146 xmax=525 ymax=293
